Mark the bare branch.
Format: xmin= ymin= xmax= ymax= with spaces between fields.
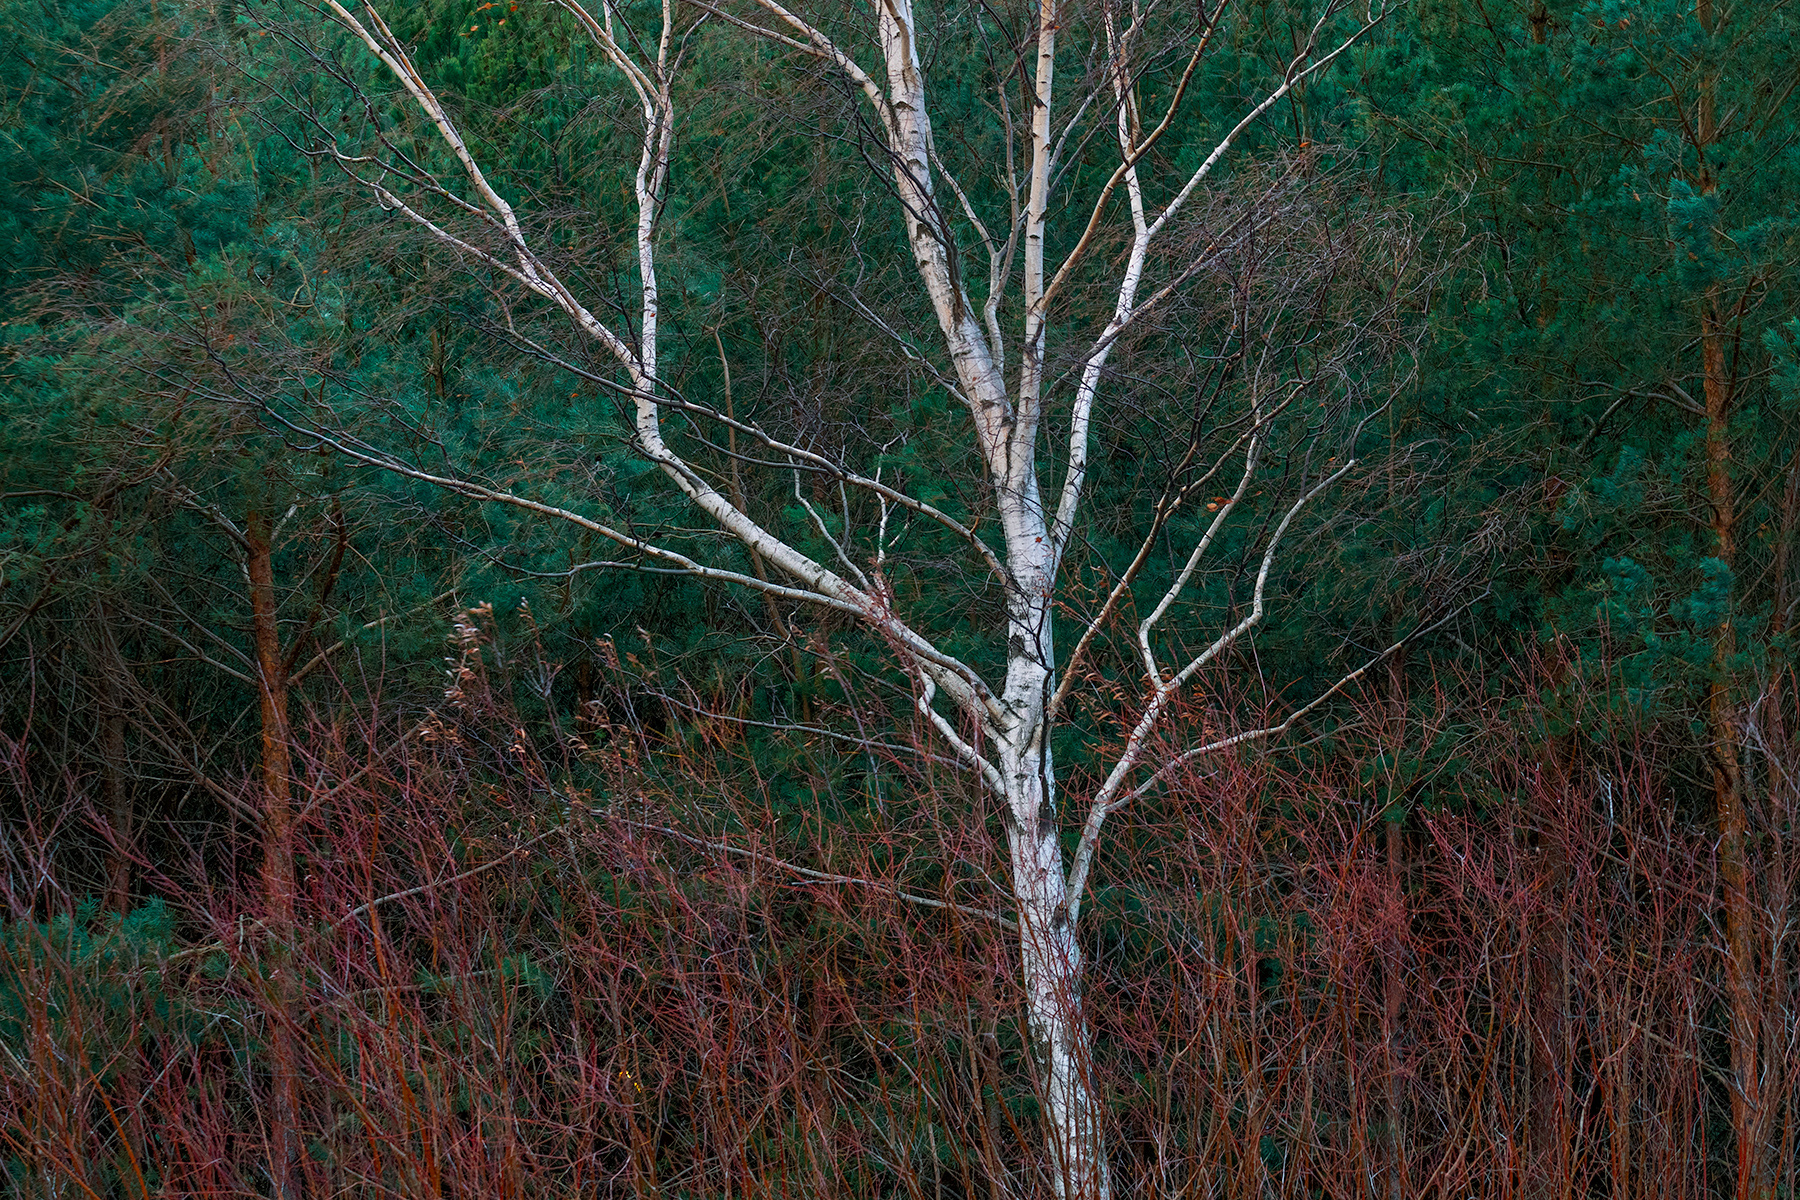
xmin=1064 ymin=595 xmax=1481 ymax=924
xmin=608 ymin=813 xmax=1018 ymax=930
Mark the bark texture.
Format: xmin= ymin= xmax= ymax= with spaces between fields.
xmin=247 ymin=507 xmax=304 ymax=1200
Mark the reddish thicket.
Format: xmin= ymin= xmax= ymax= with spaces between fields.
xmin=0 ymin=662 xmax=1794 ymax=1199
xmin=1087 ymin=701 xmax=1733 ymax=1200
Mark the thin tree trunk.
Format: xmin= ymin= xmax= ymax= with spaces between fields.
xmin=1005 ymin=739 xmax=1109 ymax=1200
xmin=1383 ymin=646 xmax=1408 ymax=1200
xmin=1698 ymin=265 xmax=1767 ymax=1200
xmin=1700 ymin=283 xmax=1775 ymax=1200
xmin=1688 ymin=0 xmax=1767 ymax=1173
xmin=1528 ymin=649 xmax=1574 ymax=1200
xmin=101 ymin=707 xmax=131 ymax=912
xmin=1705 ymin=319 xmax=1764 ymax=1200
xmin=96 ymin=607 xmax=134 ymax=915
xmin=247 ymin=506 xmax=305 ymax=1200
xmin=93 ymin=607 xmax=147 ymax=1170
xmin=1528 ymin=0 xmax=1549 ymax=42
xmin=1767 ymin=457 xmax=1798 ymax=1196
xmin=999 ymin=588 xmax=1109 ymax=1200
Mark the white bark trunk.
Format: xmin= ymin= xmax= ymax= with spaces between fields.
xmin=1001 ymin=717 xmax=1112 ymax=1200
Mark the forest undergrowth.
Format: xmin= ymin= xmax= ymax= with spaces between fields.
xmin=3 ymin=624 xmax=1792 ymax=1200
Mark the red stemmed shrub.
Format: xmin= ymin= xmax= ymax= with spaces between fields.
xmin=1 ymin=642 xmax=1793 ymax=1199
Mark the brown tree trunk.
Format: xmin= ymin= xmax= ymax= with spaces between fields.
xmin=1528 ymin=644 xmax=1575 ymax=1200
xmin=101 ymin=710 xmax=132 ymax=912
xmin=93 ymin=610 xmax=147 ymax=1171
xmin=1702 ymin=290 xmax=1767 ymax=1200
xmin=1688 ymin=0 xmax=1768 ymax=1179
xmin=1764 ymin=451 xmax=1799 ymax=1200
xmin=96 ymin=609 xmax=134 ymax=915
xmin=247 ymin=506 xmax=305 ymax=1200
xmin=1382 ymin=647 xmax=1408 ymax=1200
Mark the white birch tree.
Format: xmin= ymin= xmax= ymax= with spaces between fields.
xmin=290 ymin=0 xmax=1422 ymax=1192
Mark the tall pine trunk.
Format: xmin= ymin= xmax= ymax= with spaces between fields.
xmin=1702 ymin=297 xmax=1767 ymax=1200
xmin=1689 ymin=5 xmax=1771 ymax=1185
xmin=247 ymin=506 xmax=304 ymax=1200
xmin=1767 ymin=453 xmax=1800 ymax=1195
